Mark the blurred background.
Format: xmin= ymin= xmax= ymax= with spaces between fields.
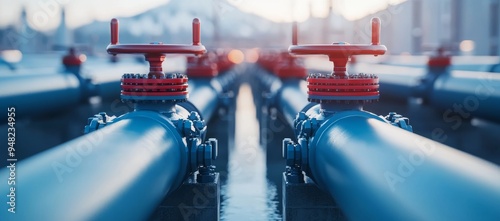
xmin=1 ymin=0 xmax=498 ymax=55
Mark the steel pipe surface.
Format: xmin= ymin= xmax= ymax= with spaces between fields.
xmin=430 ymin=70 xmax=500 ymax=122
xmin=188 ymin=79 xmax=220 ymax=121
xmin=309 ymin=113 xmax=500 ymax=221
xmin=0 ymin=74 xmax=81 ymax=122
xmin=188 ymin=69 xmax=241 ymax=121
xmin=277 ymin=79 xmax=309 ymax=126
xmin=0 ymin=112 xmax=187 ymax=221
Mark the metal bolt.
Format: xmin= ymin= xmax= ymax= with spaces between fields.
xmin=99 ymin=112 xmax=107 ymax=123
xmin=286 ymin=143 xmax=295 ymax=166
xmin=282 ymin=138 xmax=293 ymax=159
xmin=297 ymin=112 xmax=307 ymax=121
xmin=183 ymin=120 xmax=193 ymax=137
xmin=188 ymin=111 xmax=201 ymax=121
xmin=166 ymin=73 xmax=175 ymax=79
xmin=208 ymin=138 xmax=218 ymax=160
xmin=203 ymin=144 xmax=212 ymax=166
xmin=194 ymin=121 xmax=205 ymax=131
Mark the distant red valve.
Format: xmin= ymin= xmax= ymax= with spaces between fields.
xmin=258 ymin=51 xmax=280 ymax=72
xmin=186 ymin=53 xmax=218 ymax=78
xmin=274 ymin=52 xmax=307 ymax=78
xmin=62 ymin=47 xmax=83 ymax=66
xmin=106 ymin=18 xmax=206 ymax=102
xmin=428 ymin=57 xmax=451 ymax=67
xmin=215 ymin=50 xmax=235 ymax=73
xmin=427 ymin=47 xmax=451 ymax=67
xmin=62 ymin=55 xmax=82 ymax=66
xmin=288 ymin=18 xmax=386 ymax=103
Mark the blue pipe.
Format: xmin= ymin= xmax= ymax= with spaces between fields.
xmin=187 ymin=69 xmax=242 ymax=121
xmin=264 ymin=63 xmax=500 ymax=220
xmin=304 ymin=110 xmax=500 ymax=221
xmin=188 ymin=79 xmax=221 ymax=121
xmin=0 ymin=111 xmax=188 ymax=221
xmin=252 ymin=65 xmax=309 ymax=126
xmin=0 ymin=74 xmax=81 ymax=122
xmin=277 ymin=79 xmax=309 ymax=126
xmin=351 ymin=63 xmax=426 ymax=101
xmin=430 ymin=70 xmax=500 ymax=122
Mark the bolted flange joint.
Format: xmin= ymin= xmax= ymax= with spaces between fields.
xmin=189 ymin=137 xmax=218 ymax=182
xmin=120 ymin=72 xmax=189 ymax=103
xmin=282 ymin=138 xmax=305 ymax=183
xmin=384 ymin=112 xmax=413 ymax=132
xmin=175 ymin=111 xmax=207 ymax=138
xmin=294 ymin=112 xmax=321 ymax=139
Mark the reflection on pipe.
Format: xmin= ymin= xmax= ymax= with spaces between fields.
xmin=430 ymin=70 xmax=500 ymax=122
xmin=187 ymin=67 xmax=242 ymax=121
xmin=308 ymin=112 xmax=500 ymax=221
xmin=0 ymin=74 xmax=81 ymax=122
xmin=255 ymin=60 xmax=500 ymax=220
xmin=0 ymin=114 xmax=187 ymax=221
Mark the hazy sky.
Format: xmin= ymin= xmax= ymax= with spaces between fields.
xmin=0 ymin=0 xmax=405 ymax=32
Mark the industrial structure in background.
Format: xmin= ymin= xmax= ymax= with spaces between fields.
xmin=1 ymin=1 xmax=500 ymax=221
xmin=1 ymin=0 xmax=500 ymax=55
xmin=351 ymin=0 xmax=500 ymax=55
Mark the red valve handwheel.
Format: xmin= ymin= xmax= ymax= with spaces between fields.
xmin=289 ymin=17 xmax=385 ymax=77
xmin=106 ymin=18 xmax=206 ymax=102
xmin=289 ymin=18 xmax=386 ymax=103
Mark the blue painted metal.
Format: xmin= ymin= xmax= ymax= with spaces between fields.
xmin=277 ymin=79 xmax=309 ymax=126
xmin=0 ymin=110 xmax=188 ymax=221
xmin=188 ymin=68 xmax=242 ymax=121
xmin=0 ymin=16 xmax=225 ymax=220
xmin=188 ymin=79 xmax=221 ymax=121
xmin=0 ymin=74 xmax=81 ymax=122
xmin=350 ymin=63 xmax=426 ymax=101
xmin=305 ymin=111 xmax=500 ymax=221
xmin=430 ymin=70 xmax=500 ymax=122
xmin=267 ymin=54 xmax=500 ymax=220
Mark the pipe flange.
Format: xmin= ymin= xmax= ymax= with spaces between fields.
xmin=307 ymin=73 xmax=379 ymax=103
xmin=120 ymin=73 xmax=188 ymax=103
xmin=189 ymin=137 xmax=218 ymax=174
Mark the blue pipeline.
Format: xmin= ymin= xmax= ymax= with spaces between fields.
xmin=430 ymin=70 xmax=500 ymax=122
xmin=252 ymin=65 xmax=309 ymax=126
xmin=0 ymin=110 xmax=188 ymax=221
xmin=277 ymin=79 xmax=309 ymax=126
xmin=188 ymin=79 xmax=221 ymax=121
xmin=300 ymin=109 xmax=500 ymax=221
xmin=350 ymin=63 xmax=427 ymax=101
xmin=187 ymin=69 xmax=241 ymax=121
xmin=354 ymin=63 xmax=500 ymax=122
xmin=0 ymin=74 xmax=81 ymax=122
xmin=259 ymin=64 xmax=500 ymax=220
